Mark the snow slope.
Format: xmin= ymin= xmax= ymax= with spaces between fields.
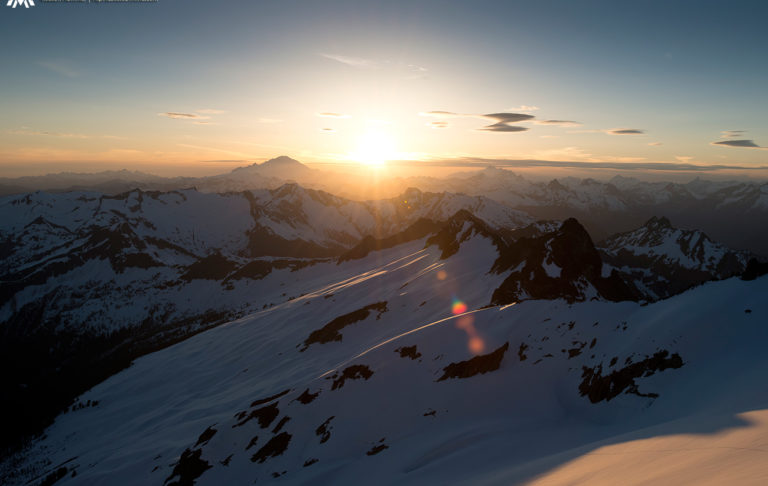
xmin=3 ymin=225 xmax=766 ymax=485
xmin=0 ymin=185 xmax=534 ymax=457
xmin=0 ymin=185 xmax=531 ymax=334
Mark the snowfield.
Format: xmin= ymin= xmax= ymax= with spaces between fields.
xmin=3 ymin=228 xmax=767 ymax=485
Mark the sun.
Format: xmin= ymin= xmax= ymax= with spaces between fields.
xmin=350 ymin=130 xmax=397 ymax=167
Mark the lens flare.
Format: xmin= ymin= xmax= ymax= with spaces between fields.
xmin=452 ymin=299 xmax=467 ymax=315
xmin=454 ymin=314 xmax=486 ymax=355
xmin=436 ymin=270 xmax=448 ymax=281
xmin=469 ymin=337 xmax=485 ymax=354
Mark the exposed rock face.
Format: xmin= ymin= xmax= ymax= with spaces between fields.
xmin=579 ymin=350 xmax=684 ymax=403
xmin=437 ymin=343 xmax=510 ymax=381
xmin=741 ymin=258 xmax=768 ymax=281
xmin=165 ymin=448 xmax=212 ymax=486
xmin=250 ymin=432 xmax=292 ymax=464
xmin=491 ymin=218 xmax=638 ymax=305
xmin=328 ymin=365 xmax=374 ymax=390
xmin=302 ymin=302 xmax=388 ymax=350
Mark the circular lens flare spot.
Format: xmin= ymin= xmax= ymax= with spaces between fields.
xmin=456 ymin=314 xmax=474 ymax=330
xmin=452 ymin=299 xmax=467 ymax=315
xmin=436 ymin=270 xmax=447 ymax=281
xmin=454 ymin=312 xmax=485 ymax=355
xmin=469 ymin=337 xmax=485 ymax=354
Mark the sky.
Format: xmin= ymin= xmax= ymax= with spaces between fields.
xmin=1 ymin=0 xmax=767 ymax=177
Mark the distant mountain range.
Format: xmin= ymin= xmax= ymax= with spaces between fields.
xmin=3 ymin=156 xmax=767 ymax=256
xmin=0 ymin=156 xmax=316 ymax=196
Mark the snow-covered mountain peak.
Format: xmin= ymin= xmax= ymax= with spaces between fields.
xmin=268 ymin=181 xmax=311 ymax=199
xmin=227 ymin=156 xmax=313 ymax=182
xmin=547 ymin=179 xmax=569 ymax=191
xmin=601 ymin=216 xmax=731 ymax=264
xmin=598 ymin=217 xmax=755 ymax=300
xmin=643 ymin=215 xmax=673 ymax=230
xmin=262 ymin=155 xmax=302 ymax=166
xmin=399 ymin=186 xmax=424 ymax=203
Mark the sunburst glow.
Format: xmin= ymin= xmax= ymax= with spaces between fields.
xmin=349 ymin=130 xmax=398 ymax=167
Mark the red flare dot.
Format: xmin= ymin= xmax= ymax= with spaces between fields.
xmin=452 ymin=301 xmax=467 ymax=315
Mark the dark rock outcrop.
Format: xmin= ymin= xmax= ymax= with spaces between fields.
xmin=437 ymin=343 xmax=509 ymax=381
xmin=491 ymin=219 xmax=638 ymax=305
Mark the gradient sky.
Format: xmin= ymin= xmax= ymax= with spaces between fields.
xmin=1 ymin=0 xmax=767 ymax=176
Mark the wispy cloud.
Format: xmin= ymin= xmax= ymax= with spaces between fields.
xmin=478 ymin=123 xmax=529 ymax=133
xmin=427 ymin=121 xmax=449 ymax=129
xmin=321 ymin=53 xmax=428 ymax=78
xmin=608 ymin=128 xmax=645 ymax=135
xmin=317 ymin=112 xmax=351 ymax=119
xmin=419 ymin=111 xmax=462 ymax=118
xmin=721 ymin=130 xmax=745 ymax=138
xmin=422 ymin=110 xmax=579 ymax=133
xmin=478 ymin=113 xmax=534 ymax=133
xmin=570 ymin=128 xmax=647 ymax=136
xmin=534 ymin=119 xmax=581 ymax=127
xmin=482 ymin=113 xmax=536 ymax=124
xmin=387 ymin=157 xmax=768 ymax=172
xmin=8 ymin=128 xmax=123 ymax=139
xmin=710 ymin=130 xmax=766 ymax=148
xmin=159 ymin=112 xmax=210 ymax=120
xmin=158 ymin=109 xmax=229 ymax=126
xmin=421 ymin=111 xmax=535 ymax=133
xmin=320 ymin=127 xmax=337 ymax=133
xmin=406 ymin=64 xmax=428 ymax=74
xmin=321 ymin=53 xmax=378 ymax=69
xmin=648 ymin=142 xmax=663 ymax=146
xmin=9 ymin=128 xmax=89 ymax=139
xmin=711 ymin=139 xmax=766 ymax=149
xmin=37 ymin=60 xmax=79 ymax=78
xmin=506 ymin=105 xmax=539 ymax=112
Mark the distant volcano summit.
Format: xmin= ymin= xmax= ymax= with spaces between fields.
xmin=231 ymin=156 xmax=312 ymax=180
